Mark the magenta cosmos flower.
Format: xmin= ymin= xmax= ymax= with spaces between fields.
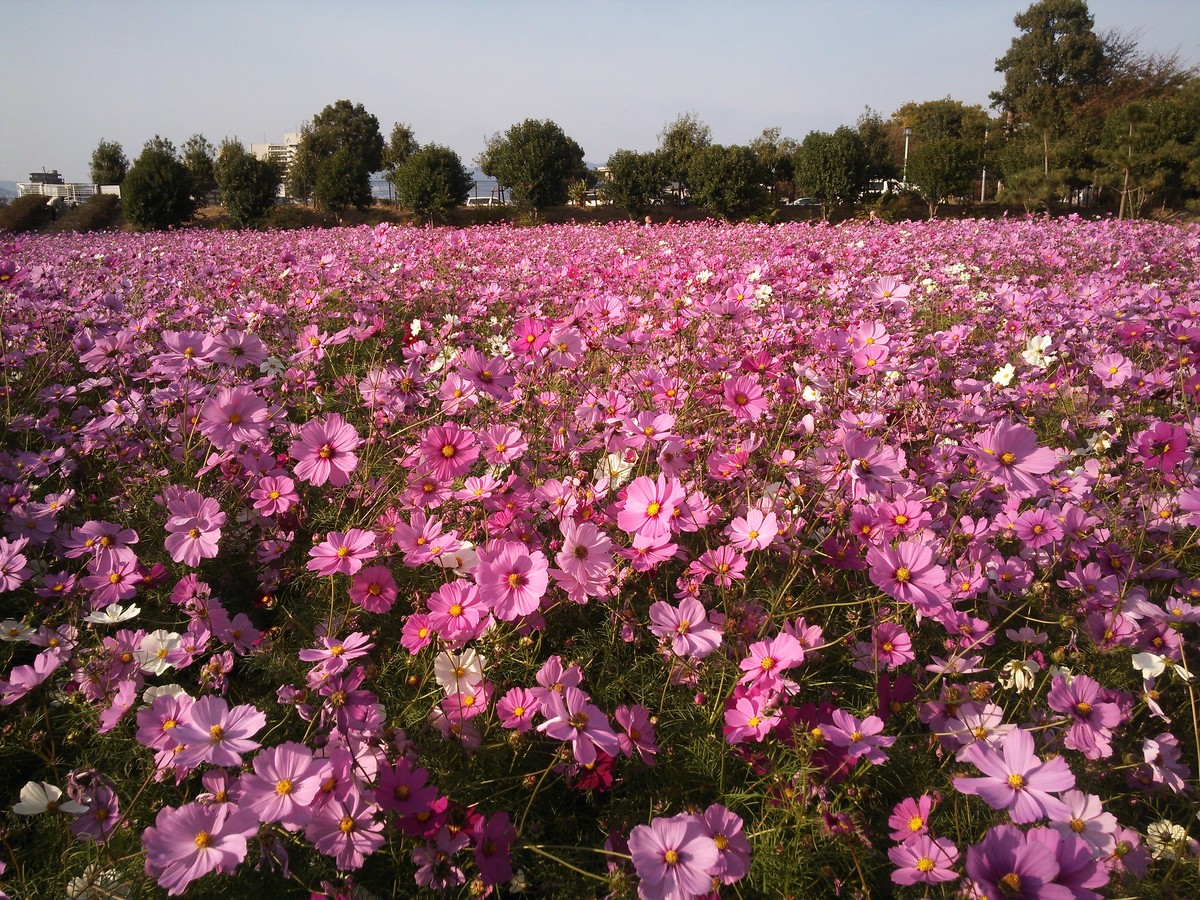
xmin=289 ymin=413 xmax=361 ymax=488
xmin=418 ymin=422 xmax=479 ymax=482
xmin=954 ymin=727 xmax=1074 ymax=824
xmin=141 ymin=801 xmax=259 ymax=896
xmin=239 ymin=741 xmax=329 ymax=830
xmin=306 ymin=528 xmax=378 ymax=577
xmin=474 ymin=540 xmax=548 ymax=621
xmin=538 ymin=685 xmax=621 ymax=765
xmin=629 ymin=812 xmax=721 ymax=900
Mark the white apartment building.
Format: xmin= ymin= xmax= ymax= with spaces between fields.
xmin=250 ymin=133 xmax=302 ymax=188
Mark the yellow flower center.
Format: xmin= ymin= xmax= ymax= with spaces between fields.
xmin=275 ymin=779 xmax=293 ymax=796
xmin=194 ymin=831 xmax=211 ymax=848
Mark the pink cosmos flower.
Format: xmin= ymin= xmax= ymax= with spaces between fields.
xmin=1046 ymin=673 xmax=1122 ymax=759
xmin=239 ymin=741 xmax=329 ymax=830
xmin=418 ymin=423 xmax=479 ymax=482
xmin=198 ymin=386 xmax=269 ymax=451
xmin=555 ymin=519 xmax=614 ymax=582
xmin=173 ymin=696 xmax=266 ymax=769
xmin=306 ymin=528 xmax=378 ymax=577
xmin=297 ymin=632 xmax=374 ymax=676
xmin=141 ymin=801 xmax=259 ymax=896
xmin=972 ymin=420 xmax=1059 ymax=496
xmin=694 ymin=545 xmax=747 ymax=587
xmin=725 ymin=507 xmax=778 ymax=551
xmin=954 ymin=727 xmax=1074 ymax=823
xmin=629 ymin=812 xmax=721 ymax=900
xmin=377 ymin=757 xmax=440 ymax=818
xmin=427 ymin=580 xmax=487 ymax=646
xmin=289 ymin=413 xmax=361 ymax=488
xmin=1092 ymin=352 xmax=1133 ymax=387
xmin=738 ymin=632 xmax=805 ymax=691
xmin=723 ymin=688 xmax=780 ymax=744
xmin=888 ymin=794 xmax=935 ymax=843
xmin=538 ymin=685 xmax=621 ymax=765
xmin=164 ymin=491 xmax=225 ymax=568
xmin=648 ymin=597 xmax=723 ymax=658
xmin=496 ymin=686 xmax=541 ymax=732
xmin=888 ymin=834 xmax=959 ymax=886
xmin=305 ymin=788 xmax=384 ymax=871
xmin=1134 ymin=420 xmax=1189 ymax=472
xmin=349 ymin=565 xmax=398 ymax=613
xmin=474 ymin=540 xmax=549 ymax=621
xmin=617 ymin=474 xmax=685 ymax=540
xmin=473 ymin=811 xmax=517 ymax=885
xmin=249 ymin=475 xmax=298 ymax=516
xmin=823 ymin=709 xmax=895 ymax=765
xmin=701 ymin=803 xmax=751 ymax=883
xmin=723 ymin=374 xmax=768 ymax=422
xmin=481 ymin=423 xmax=527 ymax=465
xmin=615 ymin=703 xmax=659 ymax=764
xmin=866 ymin=541 xmax=949 ymax=616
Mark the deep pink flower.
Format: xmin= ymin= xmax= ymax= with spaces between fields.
xmin=738 ymin=632 xmax=804 ymax=691
xmin=723 ymin=688 xmax=780 ymax=744
xmin=615 ymin=703 xmax=658 ymax=764
xmin=289 ymin=413 xmax=361 ymax=488
xmin=141 ymin=801 xmax=259 ymax=896
xmin=1045 ymin=673 xmax=1122 ymax=759
xmin=349 ymin=565 xmax=398 ymax=613
xmin=955 ymin=728 xmax=1074 ymax=823
xmin=496 ymin=687 xmax=541 ymax=732
xmin=723 ymin=374 xmax=768 ymax=421
xmin=629 ymin=812 xmax=721 ymax=900
xmin=888 ymin=794 xmax=934 ymax=843
xmin=418 ymin=423 xmax=479 ymax=482
xmin=306 ymin=529 xmax=378 ymax=577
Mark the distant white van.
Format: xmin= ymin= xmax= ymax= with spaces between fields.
xmin=464 ymin=196 xmax=506 ymax=207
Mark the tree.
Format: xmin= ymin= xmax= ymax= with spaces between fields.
xmin=391 ymin=144 xmax=473 ymax=224
xmin=122 ymin=137 xmax=195 ymax=231
xmin=856 ymin=108 xmax=899 ymax=181
xmin=793 ymin=127 xmax=870 ymax=216
xmin=288 ymin=100 xmax=384 ymax=210
xmin=748 ymin=127 xmax=799 ymax=197
xmin=905 ymin=136 xmax=978 ymax=217
xmin=603 ymin=149 xmax=669 ymax=217
xmin=992 ymin=0 xmax=1107 ymax=191
xmin=382 ymin=123 xmax=419 ymax=175
xmin=182 ymin=134 xmax=217 ymax=199
xmin=657 ymin=112 xmax=712 ymax=198
xmin=90 ymin=139 xmax=128 ymax=185
xmin=215 ymin=140 xmax=281 ymax=228
xmin=478 ymin=119 xmax=586 ymax=215
xmin=888 ymin=99 xmax=988 ymax=212
xmin=686 ymin=145 xmax=766 ymax=220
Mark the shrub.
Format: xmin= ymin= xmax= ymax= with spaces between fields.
xmin=0 ymin=194 xmax=56 ymax=233
xmin=48 ymin=195 xmax=122 ymax=233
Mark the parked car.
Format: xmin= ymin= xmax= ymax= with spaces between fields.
xmin=463 ymin=197 xmax=507 ymax=208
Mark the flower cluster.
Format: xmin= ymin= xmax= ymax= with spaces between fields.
xmin=1 ymin=217 xmax=1200 ymax=897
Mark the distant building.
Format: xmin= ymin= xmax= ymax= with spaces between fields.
xmin=250 ymin=133 xmax=302 ymax=193
xmin=28 ymin=170 xmax=65 ymax=185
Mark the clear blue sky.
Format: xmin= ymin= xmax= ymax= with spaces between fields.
xmin=2 ymin=0 xmax=1197 ymax=184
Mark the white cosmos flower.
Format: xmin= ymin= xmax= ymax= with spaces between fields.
xmin=595 ymin=451 xmax=635 ymax=490
xmin=1146 ymin=820 xmax=1191 ymax=860
xmin=1021 ymin=334 xmax=1056 ymax=369
xmin=1133 ymin=651 xmax=1193 ymax=681
xmin=991 ymin=363 xmax=1016 ymax=386
xmin=83 ymin=603 xmax=141 ymax=625
xmin=0 ymin=619 xmax=34 ymax=642
xmin=13 ymin=781 xmax=87 ymax=815
xmin=434 ymin=648 xmax=486 ymax=695
xmin=137 ymin=630 xmax=181 ymax=675
xmin=998 ymin=658 xmax=1041 ymax=692
xmin=433 ymin=540 xmax=478 ymax=576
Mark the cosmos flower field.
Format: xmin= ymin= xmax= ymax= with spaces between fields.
xmin=2 ymin=216 xmax=1200 ymax=899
